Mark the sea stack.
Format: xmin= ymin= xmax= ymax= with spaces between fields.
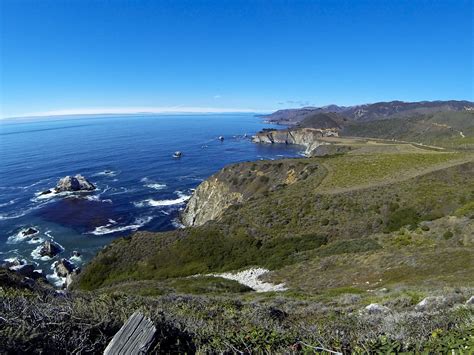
xmin=55 ymin=174 xmax=96 ymax=192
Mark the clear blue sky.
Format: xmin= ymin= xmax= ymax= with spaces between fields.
xmin=1 ymin=0 xmax=472 ymax=118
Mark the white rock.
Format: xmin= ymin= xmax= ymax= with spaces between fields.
xmin=207 ymin=267 xmax=287 ymax=292
xmin=365 ymin=303 xmax=390 ymax=314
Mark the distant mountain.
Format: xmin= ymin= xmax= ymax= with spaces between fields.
xmin=295 ymin=112 xmax=347 ymax=129
xmin=261 ymin=100 xmax=474 ymax=125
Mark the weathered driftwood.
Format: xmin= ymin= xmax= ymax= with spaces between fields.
xmin=104 ymin=311 xmax=156 ymax=355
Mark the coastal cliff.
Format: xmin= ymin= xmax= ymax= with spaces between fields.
xmin=252 ymin=127 xmax=338 ymax=155
xmin=182 ymin=159 xmax=321 ymax=227
xmin=181 ymin=178 xmax=243 ymax=227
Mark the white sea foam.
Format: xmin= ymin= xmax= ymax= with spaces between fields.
xmin=84 ymin=195 xmax=112 ymax=203
xmin=171 ymin=219 xmax=186 ymax=229
xmin=7 ymin=227 xmax=40 ymax=244
xmin=46 ymin=262 xmax=66 ymax=288
xmin=0 ymin=208 xmax=33 ymax=220
xmin=89 ymin=216 xmax=153 ymax=235
xmin=134 ymin=191 xmax=191 ymax=207
xmin=32 ymin=190 xmax=73 ymax=201
xmin=145 ymin=183 xmax=167 ymax=190
xmin=93 ymin=170 xmax=118 ymax=177
xmin=31 ymin=239 xmax=64 ymax=261
xmin=0 ymin=199 xmax=18 ymax=208
xmin=70 ymin=254 xmax=83 ymax=263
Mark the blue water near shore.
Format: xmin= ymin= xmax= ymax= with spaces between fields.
xmin=0 ymin=114 xmax=301 ymax=283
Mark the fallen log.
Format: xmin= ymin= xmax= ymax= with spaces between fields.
xmin=104 ymin=311 xmax=156 ymax=355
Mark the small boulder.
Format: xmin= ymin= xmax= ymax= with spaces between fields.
xmin=365 ymin=303 xmax=390 ymax=314
xmin=39 ymin=240 xmax=62 ymax=258
xmin=55 ymin=174 xmax=95 ymax=192
xmin=415 ymin=296 xmax=451 ymax=311
xmin=466 ymin=296 xmax=474 ymax=306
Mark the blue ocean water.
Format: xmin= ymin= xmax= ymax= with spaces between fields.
xmin=0 ymin=114 xmax=301 ymax=283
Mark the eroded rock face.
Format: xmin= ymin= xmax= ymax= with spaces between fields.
xmin=182 ymin=178 xmax=243 ymax=227
xmin=252 ymin=128 xmax=336 ymax=155
xmin=39 ymin=240 xmax=62 ymax=258
xmin=55 ymin=175 xmax=95 ymax=192
xmin=181 ymin=159 xmax=323 ymax=227
xmin=55 ymin=258 xmax=80 ymax=288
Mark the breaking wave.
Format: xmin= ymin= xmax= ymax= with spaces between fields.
xmin=89 ymin=216 xmax=153 ymax=235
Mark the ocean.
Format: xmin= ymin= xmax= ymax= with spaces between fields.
xmin=0 ymin=113 xmax=301 ymax=285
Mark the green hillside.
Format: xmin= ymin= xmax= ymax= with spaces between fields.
xmin=341 ymin=111 xmax=474 ymax=150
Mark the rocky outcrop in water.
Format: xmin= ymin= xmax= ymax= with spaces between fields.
xmin=39 ymin=240 xmax=62 ymax=258
xmin=252 ymin=128 xmax=337 ymax=155
xmin=55 ymin=258 xmax=80 ymax=288
xmin=40 ymin=174 xmax=95 ymax=195
xmin=56 ymin=175 xmax=95 ymax=192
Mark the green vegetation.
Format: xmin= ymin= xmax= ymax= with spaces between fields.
xmin=1 ymin=268 xmax=473 ymax=353
xmin=342 ymin=111 xmax=474 ymax=150
xmin=5 ymin=118 xmax=474 ymax=352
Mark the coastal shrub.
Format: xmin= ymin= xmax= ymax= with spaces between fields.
xmin=443 ymin=230 xmax=454 ymax=240
xmin=384 ymin=207 xmax=420 ymax=232
xmin=316 ymin=238 xmax=381 ymax=257
xmin=137 ymin=229 xmax=328 ymax=280
xmin=454 ymin=201 xmax=474 ymax=217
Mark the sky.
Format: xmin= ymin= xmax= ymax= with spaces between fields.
xmin=1 ymin=0 xmax=473 ymax=118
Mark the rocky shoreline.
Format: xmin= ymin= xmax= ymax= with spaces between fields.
xmin=2 ymin=175 xmax=95 ymax=289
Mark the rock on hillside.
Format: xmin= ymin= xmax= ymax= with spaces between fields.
xmin=182 ymin=159 xmax=322 ymax=227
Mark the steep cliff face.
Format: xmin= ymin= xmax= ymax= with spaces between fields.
xmin=181 ymin=178 xmax=243 ymax=227
xmin=182 ymin=159 xmax=321 ymax=227
xmin=252 ymin=128 xmax=337 ymax=155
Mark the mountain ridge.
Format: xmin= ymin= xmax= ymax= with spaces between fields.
xmin=261 ymin=100 xmax=474 ymax=125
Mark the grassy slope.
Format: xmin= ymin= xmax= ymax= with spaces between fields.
xmin=5 ymin=126 xmax=474 ymax=352
xmin=341 ymin=111 xmax=474 ymax=150
xmin=77 ymin=147 xmax=474 ymax=297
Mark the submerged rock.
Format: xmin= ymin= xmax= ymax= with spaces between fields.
xmin=39 ymin=240 xmax=62 ymax=258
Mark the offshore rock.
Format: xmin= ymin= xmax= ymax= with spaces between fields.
xmin=55 ymin=174 xmax=95 ymax=192
xmin=39 ymin=240 xmax=63 ymax=258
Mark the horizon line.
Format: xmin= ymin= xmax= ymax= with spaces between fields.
xmin=0 ymin=106 xmax=275 ymax=120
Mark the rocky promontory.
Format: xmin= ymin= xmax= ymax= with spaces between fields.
xmin=182 ymin=159 xmax=322 ymax=227
xmin=252 ymin=127 xmax=338 ymax=155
